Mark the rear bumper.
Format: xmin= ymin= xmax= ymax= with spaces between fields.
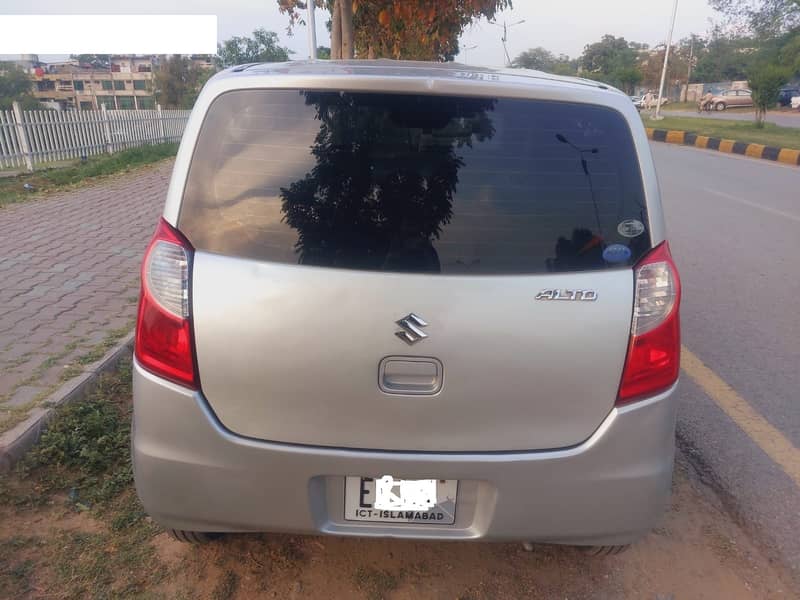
xmin=132 ymin=360 xmax=677 ymax=545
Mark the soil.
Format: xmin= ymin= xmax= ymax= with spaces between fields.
xmin=2 ymin=453 xmax=793 ymax=600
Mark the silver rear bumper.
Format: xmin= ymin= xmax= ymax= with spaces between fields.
xmin=132 ymin=360 xmax=677 ymax=546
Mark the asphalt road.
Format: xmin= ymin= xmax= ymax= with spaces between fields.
xmin=662 ymin=108 xmax=800 ymax=129
xmin=652 ymin=142 xmax=800 ymax=581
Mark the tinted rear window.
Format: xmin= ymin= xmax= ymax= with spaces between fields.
xmin=179 ymin=89 xmax=650 ymax=274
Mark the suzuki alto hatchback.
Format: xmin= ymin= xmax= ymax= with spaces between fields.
xmin=133 ymin=61 xmax=681 ymax=551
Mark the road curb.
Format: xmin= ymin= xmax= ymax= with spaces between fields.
xmin=0 ymin=332 xmax=134 ymax=473
xmin=646 ymin=127 xmax=800 ymax=166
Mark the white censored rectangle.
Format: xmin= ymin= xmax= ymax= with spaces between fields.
xmin=0 ymin=15 xmax=218 ymax=54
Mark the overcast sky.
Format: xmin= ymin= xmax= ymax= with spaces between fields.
xmin=1 ymin=0 xmax=719 ymax=65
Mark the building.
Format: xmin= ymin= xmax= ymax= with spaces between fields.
xmin=29 ymin=55 xmax=157 ymax=110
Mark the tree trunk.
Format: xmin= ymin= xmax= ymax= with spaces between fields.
xmin=755 ymin=106 xmax=766 ymax=129
xmin=340 ymin=0 xmax=354 ymax=59
xmin=331 ymin=0 xmax=342 ymax=59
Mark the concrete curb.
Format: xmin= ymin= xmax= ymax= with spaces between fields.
xmin=0 ymin=332 xmax=134 ymax=473
xmin=646 ymin=127 xmax=800 ymax=166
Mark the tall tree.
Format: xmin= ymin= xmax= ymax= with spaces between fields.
xmin=154 ymin=55 xmax=214 ymax=109
xmin=278 ymin=0 xmax=512 ymax=61
xmin=0 ymin=62 xmax=38 ymax=110
xmin=749 ymin=63 xmax=791 ymax=125
xmin=691 ymin=31 xmax=758 ymax=82
xmin=709 ymin=0 xmax=800 ymax=36
xmin=579 ymin=35 xmax=644 ymax=93
xmin=216 ymin=28 xmax=293 ymax=67
xmin=512 ymin=47 xmax=577 ymax=75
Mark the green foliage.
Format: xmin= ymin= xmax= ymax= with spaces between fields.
xmin=709 ymin=0 xmax=800 ymax=36
xmin=19 ymin=360 xmax=133 ymax=504
xmin=642 ymin=114 xmax=800 ymax=149
xmin=317 ymin=46 xmax=332 ymax=59
xmin=749 ymin=63 xmax=791 ymax=125
xmin=216 ymin=27 xmax=293 ymax=67
xmin=512 ymin=47 xmax=577 ymax=75
xmin=0 ymin=62 xmax=38 ymax=110
xmin=0 ymin=143 xmax=177 ymax=206
xmin=579 ymin=35 xmax=643 ymax=93
xmin=154 ymin=55 xmax=214 ymax=109
xmin=692 ymin=32 xmax=759 ymax=82
xmin=69 ymin=54 xmax=111 ymax=68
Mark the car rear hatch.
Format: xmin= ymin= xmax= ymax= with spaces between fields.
xmin=178 ymin=88 xmax=651 ymax=452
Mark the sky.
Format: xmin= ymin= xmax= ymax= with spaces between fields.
xmin=1 ymin=0 xmax=719 ymax=66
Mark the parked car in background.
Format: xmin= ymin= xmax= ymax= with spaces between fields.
xmin=630 ymin=95 xmax=643 ymax=110
xmin=711 ymin=89 xmax=753 ymax=110
xmin=777 ymin=87 xmax=800 ymax=108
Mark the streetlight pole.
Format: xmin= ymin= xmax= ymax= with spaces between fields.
xmin=307 ymin=0 xmax=317 ymax=60
xmin=460 ymin=44 xmax=477 ymax=64
xmin=655 ymin=0 xmax=679 ymax=119
xmin=489 ymin=19 xmax=525 ymax=67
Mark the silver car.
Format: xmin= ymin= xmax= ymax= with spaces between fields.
xmin=133 ymin=61 xmax=682 ymax=552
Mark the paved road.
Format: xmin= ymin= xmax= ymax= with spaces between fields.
xmin=0 ymin=163 xmax=169 ymax=429
xmin=662 ymin=108 xmax=800 ymax=129
xmin=653 ymin=142 xmax=800 ymax=580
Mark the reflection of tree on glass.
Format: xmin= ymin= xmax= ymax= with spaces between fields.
xmin=280 ymin=92 xmax=496 ymax=272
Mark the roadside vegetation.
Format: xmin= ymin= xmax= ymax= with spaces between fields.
xmin=641 ymin=114 xmax=800 ymax=149
xmin=0 ymin=143 xmax=177 ymax=208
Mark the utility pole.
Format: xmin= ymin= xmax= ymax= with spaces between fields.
xmin=460 ymin=44 xmax=477 ymax=64
xmin=307 ymin=0 xmax=317 ymax=60
xmin=489 ymin=19 xmax=525 ymax=67
xmin=655 ymin=0 xmax=679 ymax=120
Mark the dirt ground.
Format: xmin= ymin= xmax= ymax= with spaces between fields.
xmin=0 ymin=456 xmax=794 ymax=600
xmin=0 ymin=365 xmax=795 ymax=599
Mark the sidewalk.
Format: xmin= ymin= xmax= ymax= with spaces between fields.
xmin=0 ymin=162 xmax=172 ymax=434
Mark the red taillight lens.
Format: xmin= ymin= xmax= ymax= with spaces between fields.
xmin=135 ymin=218 xmax=197 ymax=389
xmin=617 ymin=242 xmax=681 ymax=404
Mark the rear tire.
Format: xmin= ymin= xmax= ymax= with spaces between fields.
xmin=581 ymin=544 xmax=630 ymax=557
xmin=167 ymin=529 xmax=222 ymax=544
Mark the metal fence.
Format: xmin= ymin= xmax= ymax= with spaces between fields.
xmin=0 ymin=102 xmax=191 ymax=171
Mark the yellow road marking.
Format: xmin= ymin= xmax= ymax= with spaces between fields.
xmin=745 ymin=143 xmax=765 ymax=158
xmin=681 ymin=346 xmax=800 ymax=488
xmin=665 ymin=130 xmax=685 ymax=144
xmin=718 ymin=139 xmax=736 ymax=153
xmin=777 ymin=148 xmax=800 ymax=165
xmin=695 ymin=135 xmax=709 ymax=149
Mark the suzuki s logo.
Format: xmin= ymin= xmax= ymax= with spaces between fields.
xmin=395 ymin=313 xmax=428 ymax=345
xmin=535 ymin=289 xmax=598 ymax=301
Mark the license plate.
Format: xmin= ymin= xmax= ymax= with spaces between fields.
xmin=344 ymin=476 xmax=458 ymax=524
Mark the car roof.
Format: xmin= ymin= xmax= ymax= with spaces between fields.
xmin=215 ymin=59 xmax=617 ymax=95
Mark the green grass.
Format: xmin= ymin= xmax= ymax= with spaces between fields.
xmin=0 ymin=142 xmax=177 ymax=207
xmin=641 ymin=114 xmax=800 ymax=150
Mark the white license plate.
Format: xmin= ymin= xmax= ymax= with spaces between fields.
xmin=344 ymin=476 xmax=458 ymax=524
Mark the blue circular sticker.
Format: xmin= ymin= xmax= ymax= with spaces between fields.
xmin=603 ymin=244 xmax=632 ymax=264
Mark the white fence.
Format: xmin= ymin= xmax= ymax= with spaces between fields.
xmin=0 ymin=102 xmax=191 ymax=171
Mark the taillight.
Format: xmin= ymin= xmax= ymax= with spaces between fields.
xmin=135 ymin=218 xmax=197 ymax=389
xmin=617 ymin=241 xmax=681 ymax=404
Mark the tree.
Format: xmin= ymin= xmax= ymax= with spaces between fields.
xmin=216 ymin=28 xmax=292 ymax=67
xmin=0 ymin=62 xmax=38 ymax=110
xmin=154 ymin=55 xmax=214 ymax=109
xmin=70 ymin=54 xmax=111 ymax=69
xmin=691 ymin=30 xmax=759 ymax=82
xmin=317 ymin=46 xmax=332 ymax=59
xmin=748 ymin=63 xmax=790 ymax=125
xmin=512 ymin=47 xmax=576 ymax=75
xmin=579 ymin=35 xmax=643 ymax=93
xmin=709 ymin=0 xmax=800 ymax=36
xmin=278 ymin=0 xmax=512 ymax=61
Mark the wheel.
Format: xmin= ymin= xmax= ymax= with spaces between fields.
xmin=715 ymin=102 xmax=726 ymax=111
xmin=167 ymin=529 xmax=222 ymax=544
xmin=580 ymin=544 xmax=630 ymax=556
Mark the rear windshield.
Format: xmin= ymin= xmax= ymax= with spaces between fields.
xmin=179 ymin=89 xmax=651 ymax=274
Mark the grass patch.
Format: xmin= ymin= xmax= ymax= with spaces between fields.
xmin=0 ymin=142 xmax=177 ymax=207
xmin=15 ymin=359 xmax=133 ymax=507
xmin=642 ymin=114 xmax=800 ymax=150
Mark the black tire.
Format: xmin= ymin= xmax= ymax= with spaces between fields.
xmin=580 ymin=544 xmax=630 ymax=557
xmin=715 ymin=102 xmax=726 ymax=111
xmin=167 ymin=529 xmax=222 ymax=544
